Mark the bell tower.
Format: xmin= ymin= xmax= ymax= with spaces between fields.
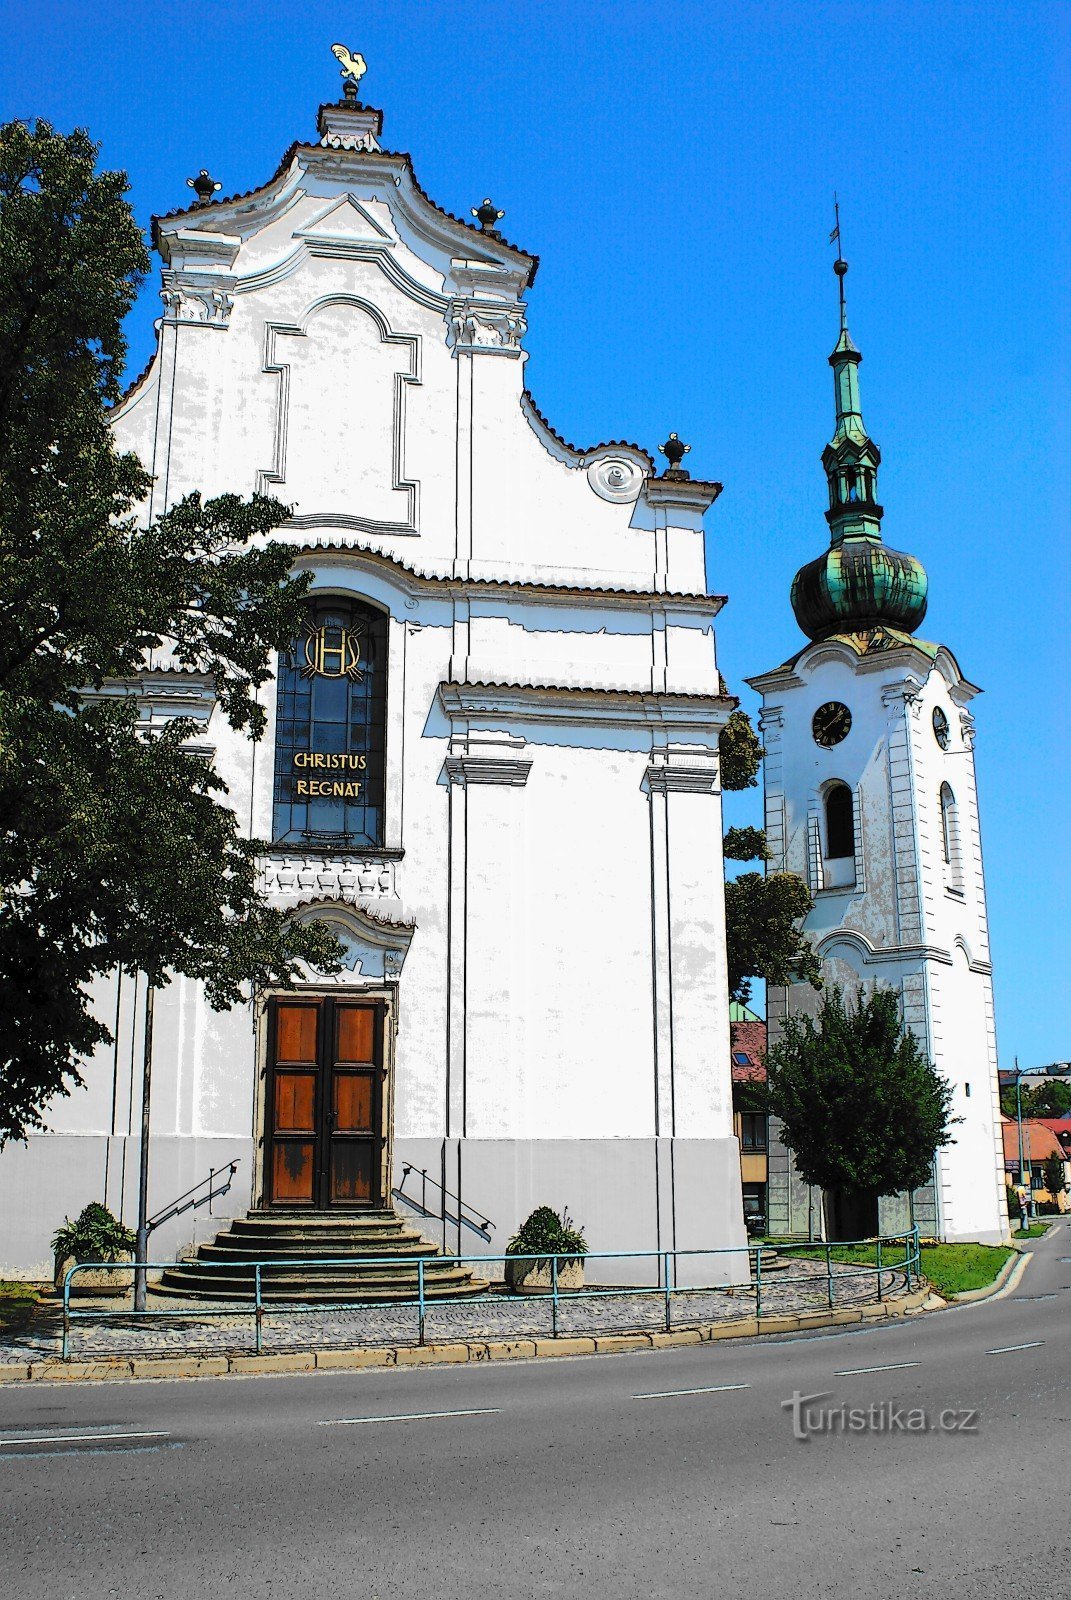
xmin=747 ymin=241 xmax=1008 ymax=1244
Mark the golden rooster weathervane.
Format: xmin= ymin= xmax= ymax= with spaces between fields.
xmin=330 ymin=43 xmax=367 ymax=98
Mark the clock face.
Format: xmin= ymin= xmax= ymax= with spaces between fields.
xmin=812 ymin=701 xmax=852 ymax=749
xmin=932 ymin=706 xmax=951 ymax=750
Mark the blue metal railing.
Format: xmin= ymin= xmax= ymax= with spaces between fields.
xmin=59 ymin=1228 xmax=920 ymax=1360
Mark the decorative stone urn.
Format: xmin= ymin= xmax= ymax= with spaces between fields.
xmin=54 ymin=1254 xmax=134 ymax=1299
xmin=504 ymin=1256 xmax=585 ymax=1294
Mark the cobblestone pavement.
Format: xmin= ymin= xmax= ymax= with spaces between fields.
xmin=1 ymin=1258 xmax=909 ymax=1363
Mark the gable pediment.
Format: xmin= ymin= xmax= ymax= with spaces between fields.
xmin=294 ymin=194 xmax=394 ymax=247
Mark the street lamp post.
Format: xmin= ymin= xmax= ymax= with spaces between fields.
xmin=1013 ymin=1056 xmax=1032 ymax=1233
xmin=133 ymin=981 xmax=155 ymax=1312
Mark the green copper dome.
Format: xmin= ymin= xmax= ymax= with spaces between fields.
xmin=792 ymin=251 xmax=928 ymax=643
xmin=791 ymin=541 xmax=928 ymax=641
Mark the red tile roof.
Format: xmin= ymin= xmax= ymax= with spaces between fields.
xmin=730 ymin=1018 xmax=767 ymax=1084
xmin=1001 ymin=1119 xmax=1068 ymax=1164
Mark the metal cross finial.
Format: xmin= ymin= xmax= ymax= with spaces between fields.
xmin=830 ymin=193 xmax=849 ymax=329
xmin=660 ymin=432 xmax=692 ymax=479
xmin=186 ymin=170 xmax=222 ymax=205
xmin=472 ymin=198 xmax=505 ymax=234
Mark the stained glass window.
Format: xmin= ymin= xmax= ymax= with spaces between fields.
xmin=272 ymin=598 xmax=387 ymax=848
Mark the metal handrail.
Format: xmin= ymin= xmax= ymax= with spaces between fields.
xmin=60 ymin=1226 xmax=920 ymax=1360
xmin=144 ymin=1160 xmax=240 ymax=1239
xmin=392 ymin=1163 xmax=494 ymax=1241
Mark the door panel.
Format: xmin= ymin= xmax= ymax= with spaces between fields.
xmin=276 ymin=1004 xmax=318 ymax=1063
xmin=267 ymin=998 xmax=383 ymax=1209
xmin=337 ymin=1005 xmax=375 ymax=1063
xmin=274 ymin=1072 xmax=316 ymax=1133
xmin=334 ymin=1073 xmax=373 ymax=1132
xmin=330 ymin=1143 xmax=373 ymax=1203
xmin=272 ymin=1141 xmax=316 ymax=1202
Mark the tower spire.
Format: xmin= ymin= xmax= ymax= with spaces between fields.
xmin=788 ymin=213 xmax=929 ymax=643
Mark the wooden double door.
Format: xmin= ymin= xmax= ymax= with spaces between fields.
xmin=266 ymin=997 xmax=386 ymax=1208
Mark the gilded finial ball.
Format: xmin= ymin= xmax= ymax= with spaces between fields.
xmin=834 ymin=257 xmax=849 ymax=277
xmin=471 ymin=198 xmax=505 ymax=232
xmin=186 ymin=170 xmax=222 ymax=205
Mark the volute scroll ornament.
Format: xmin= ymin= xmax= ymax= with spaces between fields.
xmin=585 ymin=454 xmax=645 ymax=504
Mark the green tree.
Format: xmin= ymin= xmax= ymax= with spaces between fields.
xmin=0 ymin=119 xmax=340 ymax=1142
xmin=719 ymin=709 xmax=822 ymax=1004
xmin=999 ymin=1080 xmax=1071 ymax=1119
xmin=764 ymin=985 xmax=954 ymax=1225
xmin=1042 ymin=1151 xmax=1067 ymax=1206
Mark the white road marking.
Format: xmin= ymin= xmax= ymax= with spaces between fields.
xmin=0 ymin=1442 xmax=181 ymax=1464
xmin=833 ymin=1361 xmax=922 ymax=1376
xmin=633 ymin=1384 xmax=750 ymax=1399
xmin=319 ymin=1408 xmax=501 ymax=1426
xmin=987 ymin=1341 xmax=1045 ymax=1354
xmin=0 ymin=1429 xmax=170 ymax=1448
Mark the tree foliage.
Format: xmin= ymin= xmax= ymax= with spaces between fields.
xmin=719 ymin=705 xmax=822 ymax=1005
xmin=724 ymin=871 xmax=823 ymax=1005
xmin=999 ymin=1079 xmax=1071 ymax=1120
xmin=0 ymin=120 xmax=340 ymax=1142
xmin=719 ymin=708 xmax=763 ymax=791
xmin=1042 ymin=1151 xmax=1067 ymax=1203
xmin=764 ymin=985 xmax=955 ymax=1199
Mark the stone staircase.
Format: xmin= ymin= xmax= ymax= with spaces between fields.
xmin=155 ymin=1209 xmax=488 ymax=1303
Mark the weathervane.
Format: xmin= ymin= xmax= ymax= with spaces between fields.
xmin=829 ymin=192 xmax=849 ymax=330
xmin=330 ymin=43 xmax=368 ymax=101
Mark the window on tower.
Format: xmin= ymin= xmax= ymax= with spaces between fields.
xmin=825 ymin=782 xmax=855 ymax=860
xmin=940 ymin=782 xmax=963 ymax=892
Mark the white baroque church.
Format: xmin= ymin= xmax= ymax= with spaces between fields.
xmin=0 ymin=75 xmax=749 ymax=1276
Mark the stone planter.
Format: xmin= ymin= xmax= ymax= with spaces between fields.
xmin=54 ymin=1254 xmax=134 ymax=1298
xmin=504 ymin=1256 xmax=585 ymax=1294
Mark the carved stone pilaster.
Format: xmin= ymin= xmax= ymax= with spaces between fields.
xmin=160 ymin=277 xmax=234 ymax=325
xmin=446 ymin=300 xmax=527 ymax=357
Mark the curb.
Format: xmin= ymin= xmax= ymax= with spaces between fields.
xmin=950 ymin=1247 xmax=1031 ymax=1304
xmin=0 ymin=1284 xmax=934 ymax=1384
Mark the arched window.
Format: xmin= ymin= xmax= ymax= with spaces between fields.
xmin=825 ymin=783 xmax=855 ymax=860
xmin=940 ymin=782 xmax=956 ymax=868
xmin=272 ymin=597 xmax=388 ymax=847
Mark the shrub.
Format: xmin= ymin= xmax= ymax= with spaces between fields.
xmin=1006 ymin=1183 xmax=1022 ymax=1220
xmin=506 ymin=1205 xmax=588 ymax=1260
xmin=52 ymin=1203 xmax=135 ymax=1264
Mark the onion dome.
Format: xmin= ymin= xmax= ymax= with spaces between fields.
xmin=791 ymin=541 xmax=927 ymax=640
xmin=791 ymin=245 xmax=928 ymax=642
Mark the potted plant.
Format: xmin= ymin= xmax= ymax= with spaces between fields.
xmin=504 ymin=1206 xmax=588 ymax=1293
xmin=52 ymin=1203 xmax=136 ymax=1298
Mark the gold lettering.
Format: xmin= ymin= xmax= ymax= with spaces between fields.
xmin=296 ymin=779 xmax=309 ymax=795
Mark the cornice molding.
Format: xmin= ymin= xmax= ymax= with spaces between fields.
xmin=443 ymin=755 xmax=532 ymax=787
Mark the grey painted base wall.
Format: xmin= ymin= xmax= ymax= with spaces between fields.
xmin=0 ymin=1132 xmax=749 ymax=1286
xmin=0 ymin=1134 xmax=254 ymax=1280
xmin=393 ymin=1136 xmax=750 ymax=1287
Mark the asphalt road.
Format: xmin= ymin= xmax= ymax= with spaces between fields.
xmin=2 ymin=1226 xmax=1069 ymax=1600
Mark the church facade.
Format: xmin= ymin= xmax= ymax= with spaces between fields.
xmin=0 ymin=83 xmax=748 ymax=1277
xmin=749 ymin=257 xmax=1008 ymax=1245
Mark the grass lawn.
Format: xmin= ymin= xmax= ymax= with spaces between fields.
xmin=773 ymin=1240 xmax=1015 ymax=1299
xmin=1013 ymin=1221 xmax=1053 ymax=1239
xmin=0 ymin=1280 xmax=42 ymax=1337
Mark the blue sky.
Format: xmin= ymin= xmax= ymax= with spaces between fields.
xmin=4 ymin=1 xmax=1067 ymax=1066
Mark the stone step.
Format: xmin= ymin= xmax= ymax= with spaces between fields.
xmin=195 ymin=1238 xmax=440 ymax=1264
xmin=190 ymin=1246 xmax=463 ymax=1275
xmin=156 ymin=1266 xmax=488 ymax=1303
xmin=157 ymin=1207 xmax=487 ymax=1304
